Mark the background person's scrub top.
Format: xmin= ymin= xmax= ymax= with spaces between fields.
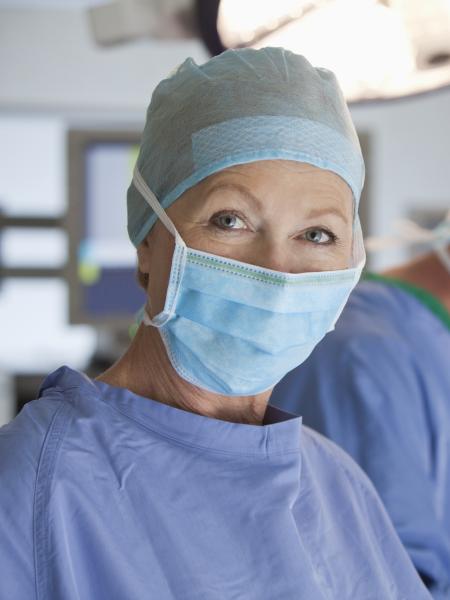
xmin=0 ymin=366 xmax=429 ymax=599
xmin=272 ymin=275 xmax=450 ymax=598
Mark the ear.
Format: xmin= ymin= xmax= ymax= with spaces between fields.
xmin=136 ymin=235 xmax=152 ymax=276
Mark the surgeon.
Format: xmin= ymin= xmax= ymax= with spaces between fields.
xmin=0 ymin=48 xmax=429 ymax=599
xmin=272 ymin=215 xmax=450 ymax=598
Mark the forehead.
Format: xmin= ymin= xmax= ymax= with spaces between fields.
xmin=169 ymin=160 xmax=354 ymax=220
xmin=206 ymin=160 xmax=351 ymax=190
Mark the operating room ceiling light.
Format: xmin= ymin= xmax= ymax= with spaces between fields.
xmin=215 ymin=0 xmax=450 ymax=102
xmin=87 ymin=0 xmax=450 ymax=103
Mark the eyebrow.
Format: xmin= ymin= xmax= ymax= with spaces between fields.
xmin=306 ymin=207 xmax=350 ymax=225
xmin=204 ymin=182 xmax=264 ymax=210
xmin=205 ymin=181 xmax=350 ymax=224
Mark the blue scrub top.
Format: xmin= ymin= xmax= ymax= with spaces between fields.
xmin=0 ymin=366 xmax=429 ymax=599
xmin=272 ymin=277 xmax=450 ymax=599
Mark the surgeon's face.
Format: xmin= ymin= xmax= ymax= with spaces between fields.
xmin=138 ymin=160 xmax=354 ymax=317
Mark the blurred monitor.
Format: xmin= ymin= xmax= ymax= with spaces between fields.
xmin=67 ymin=129 xmax=146 ymax=328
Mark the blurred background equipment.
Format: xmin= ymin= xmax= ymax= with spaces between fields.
xmin=0 ymin=372 xmax=14 ymax=427
xmin=365 ymin=208 xmax=450 ymax=256
xmin=67 ymin=129 xmax=145 ymax=328
xmin=88 ymin=0 xmax=450 ymax=102
xmin=89 ymin=0 xmax=199 ymax=45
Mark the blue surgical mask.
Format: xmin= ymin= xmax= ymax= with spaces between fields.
xmin=134 ymin=167 xmax=365 ymax=396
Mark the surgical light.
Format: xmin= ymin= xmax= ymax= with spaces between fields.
xmin=88 ymin=0 xmax=450 ymax=103
xmin=212 ymin=0 xmax=450 ymax=102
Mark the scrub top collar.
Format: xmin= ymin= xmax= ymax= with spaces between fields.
xmin=38 ymin=366 xmax=302 ymax=458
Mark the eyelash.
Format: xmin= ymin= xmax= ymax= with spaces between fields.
xmin=301 ymin=229 xmax=338 ymax=245
xmin=210 ymin=210 xmax=246 ymax=231
xmin=210 ymin=210 xmax=339 ymax=245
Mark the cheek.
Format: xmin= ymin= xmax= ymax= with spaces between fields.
xmin=335 ymin=228 xmax=355 ymax=269
xmin=333 ymin=249 xmax=353 ymax=270
xmin=290 ymin=250 xmax=348 ymax=273
xmin=289 ymin=232 xmax=354 ymax=273
xmin=331 ymin=229 xmax=354 ymax=269
xmin=179 ymin=226 xmax=250 ymax=261
xmin=147 ymin=230 xmax=175 ymax=317
xmin=186 ymin=230 xmax=267 ymax=267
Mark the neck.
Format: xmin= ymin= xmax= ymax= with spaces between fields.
xmin=96 ymin=323 xmax=271 ymax=425
xmin=383 ymin=250 xmax=450 ymax=312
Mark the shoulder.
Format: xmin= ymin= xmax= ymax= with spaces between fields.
xmin=299 ymin=424 xmax=412 ymax=547
xmin=0 ymin=366 xmax=98 ymax=516
xmin=298 ymin=426 xmax=430 ymax=597
xmin=307 ymin=281 xmax=416 ymax=371
xmin=300 ymin=424 xmax=380 ymax=499
xmin=335 ymin=277 xmax=435 ymax=346
xmin=0 ymin=390 xmax=70 ymax=597
xmin=331 ymin=280 xmax=408 ymax=344
xmin=346 ymin=278 xmax=412 ymax=315
xmin=0 ymin=366 xmax=117 ymax=482
xmin=282 ymin=284 xmax=415 ymax=394
xmin=0 ymin=392 xmax=66 ymax=476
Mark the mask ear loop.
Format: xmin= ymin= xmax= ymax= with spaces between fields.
xmin=133 ymin=166 xmax=186 ymax=248
xmin=133 ymin=166 xmax=187 ymax=327
xmin=364 ymin=211 xmax=450 ymax=274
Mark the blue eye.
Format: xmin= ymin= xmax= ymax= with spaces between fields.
xmin=303 ymin=229 xmax=335 ymax=244
xmin=212 ymin=212 xmax=246 ymax=230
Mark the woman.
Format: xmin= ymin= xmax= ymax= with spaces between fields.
xmin=0 ymin=48 xmax=429 ymax=599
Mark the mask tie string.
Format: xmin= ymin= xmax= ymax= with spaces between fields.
xmin=133 ymin=166 xmax=187 ymax=327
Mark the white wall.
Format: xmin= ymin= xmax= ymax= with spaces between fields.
xmin=0 ymin=7 xmax=207 ymax=114
xmin=350 ymin=89 xmax=450 ymax=268
xmin=0 ymin=8 xmax=210 ymax=376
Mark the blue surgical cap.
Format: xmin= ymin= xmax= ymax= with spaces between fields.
xmin=127 ymin=47 xmax=365 ymax=247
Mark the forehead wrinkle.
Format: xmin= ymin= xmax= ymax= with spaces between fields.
xmin=202 ymin=182 xmax=351 ymax=225
xmin=306 ymin=206 xmax=350 ymax=225
xmin=196 ymin=170 xmax=352 ymax=224
xmin=204 ymin=181 xmax=264 ymax=212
